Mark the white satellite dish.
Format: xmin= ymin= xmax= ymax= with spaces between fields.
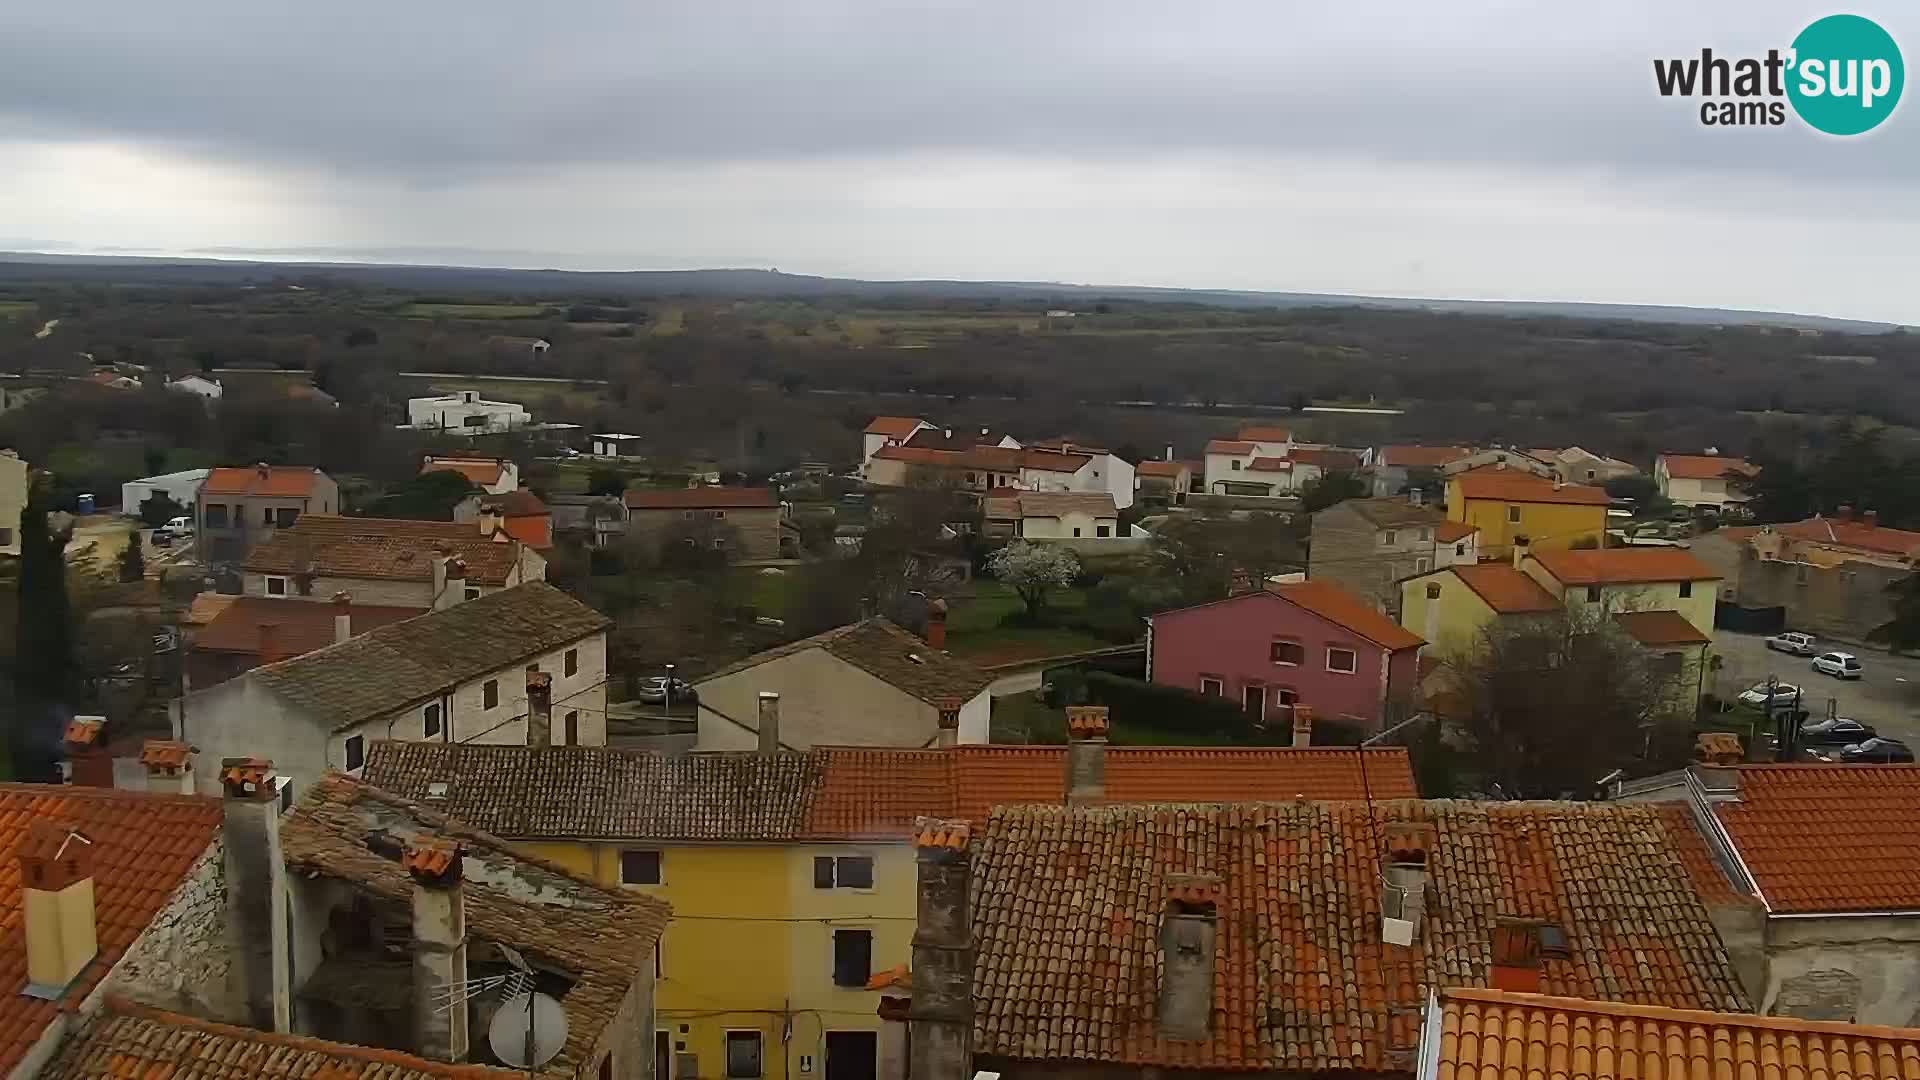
xmin=490 ymin=991 xmax=569 ymax=1069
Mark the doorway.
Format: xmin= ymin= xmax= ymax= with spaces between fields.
xmin=825 ymin=1031 xmax=878 ymax=1080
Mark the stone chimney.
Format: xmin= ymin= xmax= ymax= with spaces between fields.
xmin=221 ymin=758 xmax=290 ymax=1033
xmin=757 ymin=691 xmax=781 ymax=755
xmin=1864 ymin=509 xmax=1879 ymax=528
xmin=20 ymin=820 xmax=97 ymax=996
xmin=256 ymin=622 xmax=286 ymax=666
xmin=434 ymin=558 xmax=467 ymax=611
xmin=909 ymin=818 xmax=973 ymax=1080
xmin=1380 ymin=821 xmax=1434 ymax=944
xmin=331 ymin=591 xmax=352 ymax=645
xmin=1837 ymin=504 xmax=1853 ymax=522
xmin=924 ymin=598 xmax=948 ymax=651
xmin=1158 ymin=873 xmax=1220 ymax=1040
xmin=1510 ymin=536 xmax=1530 ymax=570
xmin=140 ymin=739 xmax=196 ymax=795
xmin=1065 ymin=706 xmax=1108 ymax=805
xmin=63 ymin=717 xmax=113 ymax=788
xmin=404 ymin=836 xmax=470 ymax=1063
xmin=1488 ymin=918 xmax=1543 ymax=993
xmin=526 ymin=670 xmax=552 ymax=749
xmin=1291 ymin=704 xmax=1314 ymax=749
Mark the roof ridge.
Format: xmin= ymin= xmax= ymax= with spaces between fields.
xmin=1441 ymin=987 xmax=1920 ymax=1039
xmin=97 ymin=996 xmax=516 ymax=1076
xmin=0 ymin=782 xmax=219 ymax=806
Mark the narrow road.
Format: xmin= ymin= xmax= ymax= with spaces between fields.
xmin=1711 ymin=630 xmax=1920 ymax=744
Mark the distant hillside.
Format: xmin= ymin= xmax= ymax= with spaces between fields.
xmin=0 ymin=252 xmax=1901 ymax=334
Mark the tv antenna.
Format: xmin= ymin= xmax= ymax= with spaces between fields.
xmin=434 ymin=944 xmax=570 ymax=1072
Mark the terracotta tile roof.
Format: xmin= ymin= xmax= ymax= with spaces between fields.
xmin=1434 ymin=988 xmax=1920 ymax=1080
xmin=1651 ymin=804 xmax=1743 ymax=906
xmin=1136 ymin=460 xmax=1188 ymax=478
xmin=418 ymin=456 xmax=509 ymax=487
xmin=1528 ymin=547 xmax=1719 ymax=585
xmin=623 ymin=486 xmax=777 ymax=509
xmin=869 ymin=445 xmax=959 ymax=468
xmin=0 ymin=785 xmax=222 ymax=1076
xmin=202 ymin=465 xmax=326 ymax=498
xmin=1777 ymin=515 xmax=1920 ymax=559
xmin=44 ymin=998 xmax=517 ymax=1080
xmin=1447 ymin=564 xmax=1562 ymax=614
xmin=969 ymin=800 xmax=1750 ymax=1071
xmin=241 ymin=515 xmax=523 ymax=585
xmin=250 ymin=583 xmax=610 ymax=732
xmin=1236 ymin=426 xmax=1292 ymax=442
xmin=181 ymin=592 xmax=237 ymax=627
xmin=192 ymin=596 xmax=424 ymax=657
xmin=280 ymin=774 xmax=668 ymax=1074
xmin=692 ymin=618 xmax=990 ymax=707
xmin=865 ymin=415 xmax=927 ymax=437
xmin=1612 ymin=609 xmax=1711 ymax=647
xmin=1248 ymin=456 xmax=1292 ymax=472
xmin=1332 ymin=497 xmax=1448 ymax=529
xmin=493 ymin=488 xmax=546 ymax=516
xmin=1659 ymin=453 xmax=1756 ymax=480
xmin=499 ymin=513 xmax=551 ymax=549
xmin=1205 ymin=440 xmax=1256 ymax=455
xmin=1452 ymin=468 xmax=1611 ymax=506
xmin=958 ymin=446 xmax=1089 ymax=474
xmin=1269 ymin=579 xmax=1426 ymax=650
xmin=1289 ymin=447 xmax=1362 ymax=470
xmin=1711 ymin=765 xmax=1920 ymax=913
xmin=362 ymin=743 xmax=1415 ymax=843
xmin=906 ymin=427 xmax=1010 ymax=451
xmin=994 ymin=491 xmax=1117 ymax=519
xmin=1434 ymin=521 xmax=1477 ymax=543
xmin=1381 ymin=445 xmax=1474 ymax=468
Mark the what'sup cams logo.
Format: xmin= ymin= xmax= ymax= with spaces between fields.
xmin=1655 ymin=14 xmax=1903 ymax=134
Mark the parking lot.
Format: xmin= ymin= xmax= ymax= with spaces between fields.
xmin=1710 ymin=630 xmax=1920 ymax=746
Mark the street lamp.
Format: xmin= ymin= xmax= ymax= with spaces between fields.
xmin=664 ymin=663 xmax=675 ymax=713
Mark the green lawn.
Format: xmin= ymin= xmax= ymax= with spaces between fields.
xmin=398 ymin=302 xmax=549 ymax=319
xmin=0 ymin=301 xmax=35 ymax=318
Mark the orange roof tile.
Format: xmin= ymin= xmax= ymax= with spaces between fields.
xmin=192 ymin=596 xmax=424 ymax=658
xmin=1136 ymin=460 xmax=1188 ymax=478
xmin=1449 ymin=564 xmax=1561 ymax=614
xmin=1652 ymin=803 xmax=1744 ymax=905
xmin=1204 ymin=439 xmax=1255 ymax=455
xmin=1269 ymin=579 xmax=1426 ymax=650
xmin=1529 ymin=547 xmax=1719 ymax=585
xmin=1777 ymin=515 xmax=1920 ymax=558
xmin=623 ymin=486 xmax=777 ymax=509
xmin=1433 ymin=521 xmax=1477 ymax=543
xmin=1236 ymin=425 xmax=1292 ymax=442
xmin=202 ymin=465 xmax=326 ymax=498
xmin=180 ymin=592 xmax=238 ymax=628
xmin=1660 ymin=453 xmax=1756 ymax=480
xmin=970 ymin=801 xmax=1749 ymax=1071
xmin=1434 ymin=988 xmax=1920 ymax=1080
xmin=493 ymin=488 xmax=546 ymax=516
xmin=499 ymin=512 xmax=552 ymax=549
xmin=241 ymin=515 xmax=523 ymax=585
xmin=1712 ymin=765 xmax=1920 ymax=913
xmin=0 ymin=785 xmax=222 ymax=1076
xmin=1612 ymin=609 xmax=1711 ymax=647
xmin=865 ymin=416 xmax=927 ymax=437
xmin=1381 ymin=445 xmax=1474 ymax=468
xmin=1289 ymin=447 xmax=1361 ymax=470
xmin=1248 ymin=456 xmax=1292 ymax=471
xmin=1452 ymin=467 xmax=1611 ymax=506
xmin=418 ymin=456 xmax=509 ymax=487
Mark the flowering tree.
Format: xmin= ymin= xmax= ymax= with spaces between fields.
xmin=986 ymin=541 xmax=1081 ymax=619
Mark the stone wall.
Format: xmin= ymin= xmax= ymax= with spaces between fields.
xmin=107 ymin=839 xmax=236 ymax=1022
xmin=1763 ymin=915 xmax=1920 ymax=1026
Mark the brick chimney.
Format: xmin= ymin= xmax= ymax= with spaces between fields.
xmin=256 ymin=622 xmax=286 ymax=666
xmin=221 ymin=758 xmax=290 ymax=1032
xmin=1158 ymin=873 xmax=1220 ymax=1040
xmin=20 ymin=820 xmax=97 ymax=997
xmin=924 ymin=598 xmax=948 ymax=651
xmin=140 ymin=739 xmax=196 ymax=795
xmin=1065 ymin=706 xmax=1108 ymax=805
xmin=909 ymin=818 xmax=973 ymax=1080
xmin=1488 ymin=918 xmax=1543 ymax=993
xmin=757 ymin=692 xmax=781 ymax=755
xmin=1291 ymin=704 xmax=1314 ymax=748
xmin=331 ymin=591 xmax=352 ymax=645
xmin=63 ymin=717 xmax=113 ymax=788
xmin=525 ymin=670 xmax=552 ymax=749
xmin=404 ymin=836 xmax=469 ymax=1063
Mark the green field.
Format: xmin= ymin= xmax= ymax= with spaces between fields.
xmin=0 ymin=301 xmax=36 ymax=318
xmin=398 ymin=302 xmax=549 ymax=319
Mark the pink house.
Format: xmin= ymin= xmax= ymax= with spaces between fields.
xmin=1146 ymin=580 xmax=1425 ymax=731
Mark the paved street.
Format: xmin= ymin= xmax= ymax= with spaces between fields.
xmin=1710 ymin=630 xmax=1920 ymax=744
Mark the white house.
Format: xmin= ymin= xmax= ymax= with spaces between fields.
xmin=984 ymin=490 xmax=1126 ymax=540
xmin=1026 ymin=438 xmax=1136 ymax=510
xmin=590 ymin=432 xmax=645 ymax=458
xmin=1656 ymin=452 xmax=1755 ymax=512
xmin=861 ymin=415 xmax=935 ymax=473
xmin=419 ymin=454 xmax=520 ymax=495
xmin=120 ymin=468 xmax=210 ymax=519
xmin=164 ymin=374 xmax=223 ymax=400
xmin=172 ymin=582 xmax=609 ymax=793
xmin=405 ymin=389 xmax=532 ymax=434
xmin=1201 ymin=426 xmax=1294 ymax=495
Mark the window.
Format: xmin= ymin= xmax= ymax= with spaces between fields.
xmin=813 ymin=855 xmax=875 ymax=889
xmin=621 ymin=850 xmax=662 ymax=885
xmin=1270 ymin=640 xmax=1304 ymax=666
xmin=0 ymin=527 xmax=10 ymax=547
xmin=265 ymin=576 xmax=288 ymax=596
xmin=205 ymin=504 xmax=228 ymax=527
xmin=1679 ymin=581 xmax=1693 ymax=598
xmin=1199 ymin=676 xmax=1224 ymax=697
xmin=832 ymin=929 xmax=873 ymax=987
xmin=1455 ymin=543 xmax=1467 ymax=556
xmin=1585 ymin=585 xmax=1602 ymax=603
xmin=424 ymin=704 xmax=442 ymax=739
xmin=565 ymin=648 xmax=579 ymax=676
xmin=1382 ymin=530 xmax=1397 ymax=545
xmin=714 ymin=510 xmax=727 ymax=520
xmin=275 ymin=508 xmax=299 ymax=528
xmin=725 ymin=1032 xmax=763 ymax=1079
xmin=1415 ymin=557 xmax=1430 ymax=574
xmin=1426 ymin=582 xmax=1442 ymax=600
xmin=1230 ymin=460 xmax=1242 ymax=470
xmin=1507 ymin=506 xmax=1522 ymax=523
xmin=1653 ymin=652 xmax=1685 ymax=675
xmin=712 ymin=538 xmax=727 ymax=550
xmin=483 ymin=679 xmax=499 ymax=709
xmin=464 ymin=587 xmax=481 ymax=600
xmin=263 ymin=506 xmax=274 ymax=526
xmin=1072 ymin=527 xmax=1082 ymax=537
xmin=1417 ymin=528 xmax=1431 ymax=542
xmin=344 ymin=734 xmax=365 ymax=771
xmin=1327 ymin=647 xmax=1358 ymax=674
xmin=1273 ymin=686 xmax=1298 ymax=707
xmin=1242 ymin=683 xmax=1265 ymax=720
xmin=565 ymin=711 xmax=580 ymax=746
xmin=1096 ymin=525 xmax=1111 ymax=537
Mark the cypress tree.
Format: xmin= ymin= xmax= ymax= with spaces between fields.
xmin=11 ymin=478 xmax=72 ymax=781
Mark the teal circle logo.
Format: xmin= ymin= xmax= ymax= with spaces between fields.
xmin=1787 ymin=14 xmax=1904 ymax=135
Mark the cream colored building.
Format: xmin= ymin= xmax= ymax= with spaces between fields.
xmin=0 ymin=448 xmax=27 ymax=555
xmin=984 ymin=490 xmax=1120 ymax=540
xmin=1656 ymin=453 xmax=1755 ymax=512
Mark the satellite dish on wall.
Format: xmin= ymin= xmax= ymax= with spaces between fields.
xmin=490 ymin=991 xmax=569 ymax=1069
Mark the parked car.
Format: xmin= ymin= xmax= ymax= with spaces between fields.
xmin=165 ymin=515 xmax=195 ymax=536
xmin=1737 ymin=682 xmax=1801 ymax=707
xmin=1811 ymin=651 xmax=1863 ymax=679
xmin=150 ymin=528 xmax=174 ymax=548
xmin=1794 ymin=717 xmax=1876 ymax=745
xmin=1765 ymin=632 xmax=1817 ymax=656
xmin=1826 ymin=738 xmax=1915 ymax=764
xmin=636 ymin=677 xmax=698 ymax=705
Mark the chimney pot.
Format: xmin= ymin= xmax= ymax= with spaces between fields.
xmin=20 ymin=821 xmax=98 ymax=994
xmin=525 ymin=670 xmax=553 ymax=748
xmin=139 ymin=739 xmax=196 ymax=795
xmin=256 ymin=622 xmax=286 ymax=666
xmin=925 ymin=598 xmax=948 ymax=651
xmin=1511 ymin=537 xmax=1530 ymax=570
xmin=757 ymin=692 xmax=781 ymax=755
xmin=219 ymin=757 xmax=277 ymax=801
xmin=1838 ymin=504 xmax=1853 ymax=521
xmin=1865 ymin=509 xmax=1879 ymax=528
xmin=331 ymin=591 xmax=352 ymax=645
xmin=407 ymin=835 xmax=470 ymax=1061
xmin=1065 ymin=706 xmax=1109 ymax=805
xmin=222 ymin=757 xmax=289 ymax=1032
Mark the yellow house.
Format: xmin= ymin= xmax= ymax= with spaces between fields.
xmin=1399 ymin=562 xmax=1562 ymax=656
xmin=1446 ymin=466 xmax=1609 ymax=559
xmin=360 ymin=723 xmax=1419 ymax=1080
xmin=1520 ymin=547 xmax=1720 ymax=636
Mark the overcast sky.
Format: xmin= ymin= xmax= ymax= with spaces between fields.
xmin=1 ymin=1 xmax=1915 ymax=321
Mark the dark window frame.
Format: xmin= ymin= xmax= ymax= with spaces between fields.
xmin=344 ymin=734 xmax=365 ymax=771
xmin=483 ymin=679 xmax=499 ymax=709
xmin=832 ymin=928 xmax=873 ymax=988
xmin=620 ymin=849 xmax=663 ymax=885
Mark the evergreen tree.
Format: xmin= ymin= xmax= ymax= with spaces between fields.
xmin=118 ymin=534 xmax=146 ymax=582
xmin=1869 ymin=573 xmax=1920 ymax=655
xmin=11 ymin=478 xmax=73 ymax=781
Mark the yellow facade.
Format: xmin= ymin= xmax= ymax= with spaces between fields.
xmin=1399 ymin=572 xmax=1503 ymax=659
xmin=1446 ymin=483 xmax=1607 ymax=559
xmin=523 ymin=839 xmax=915 ymax=1080
xmin=1520 ymin=572 xmax=1719 ymax=637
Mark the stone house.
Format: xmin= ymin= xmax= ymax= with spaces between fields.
xmin=1692 ymin=510 xmax=1920 ymax=641
xmin=1308 ymin=495 xmax=1478 ymax=615
xmin=1370 ymin=444 xmax=1473 ymax=497
xmin=624 ymin=487 xmax=783 ymax=561
xmin=195 ymin=465 xmax=339 ymax=565
xmin=1524 ymin=446 xmax=1639 ymax=485
xmin=172 ymin=583 xmax=611 ymax=793
xmin=692 ymin=618 xmax=992 ymax=750
xmin=239 ymin=515 xmax=546 ymax=608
